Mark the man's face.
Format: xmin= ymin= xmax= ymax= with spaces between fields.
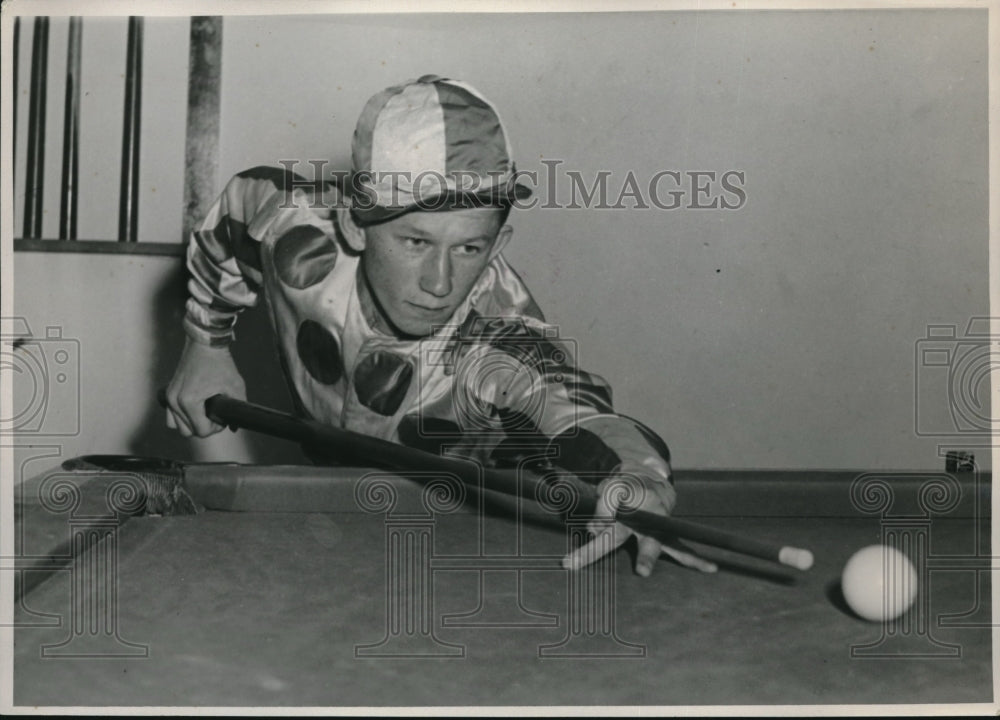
xmin=359 ymin=207 xmax=509 ymax=338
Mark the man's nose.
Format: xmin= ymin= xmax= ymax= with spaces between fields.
xmin=419 ymin=249 xmax=452 ymax=298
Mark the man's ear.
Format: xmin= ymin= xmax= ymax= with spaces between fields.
xmin=336 ymin=207 xmax=367 ymax=253
xmin=489 ymin=224 xmax=512 ymax=260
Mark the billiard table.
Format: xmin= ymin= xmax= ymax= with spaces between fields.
xmin=10 ymin=461 xmax=994 ymax=709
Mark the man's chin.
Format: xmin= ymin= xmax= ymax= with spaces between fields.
xmin=388 ymin=308 xmax=456 ymax=339
xmin=389 ymin=317 xmax=442 ymax=340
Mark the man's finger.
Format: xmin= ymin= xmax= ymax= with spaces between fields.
xmin=190 ymin=415 xmax=223 ymax=438
xmin=562 ymin=477 xmax=626 ymax=570
xmin=661 ymin=543 xmax=718 ymax=573
xmin=561 ymin=520 xmax=628 ymax=570
xmin=166 ymin=408 xmax=194 ymax=438
xmin=635 ymin=535 xmax=662 ymax=577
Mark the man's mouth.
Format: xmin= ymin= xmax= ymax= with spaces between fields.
xmin=408 ymin=302 xmax=449 ymax=315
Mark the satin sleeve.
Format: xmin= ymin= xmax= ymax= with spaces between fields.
xmin=456 ymin=318 xmax=674 ymax=511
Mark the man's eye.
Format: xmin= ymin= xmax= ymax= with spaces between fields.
xmin=402 ymin=237 xmax=427 ymax=248
xmin=457 ymin=244 xmax=485 ymax=256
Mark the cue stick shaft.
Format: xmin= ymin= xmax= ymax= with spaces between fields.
xmin=159 ymin=390 xmax=813 ymax=570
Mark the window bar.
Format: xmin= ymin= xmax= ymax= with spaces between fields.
xmin=118 ymin=16 xmax=143 ymax=243
xmin=22 ymin=17 xmax=49 ymax=239
xmin=59 ymin=17 xmax=83 ymax=240
xmin=13 ymin=17 xmax=19 ymax=160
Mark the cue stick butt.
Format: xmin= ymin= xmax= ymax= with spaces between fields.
xmin=779 ymin=546 xmax=814 ymax=571
xmin=157 ymin=387 xmax=238 ymax=431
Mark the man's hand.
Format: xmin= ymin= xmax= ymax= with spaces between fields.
xmin=165 ymin=337 xmax=246 ymax=438
xmin=561 ymin=474 xmax=718 ymax=577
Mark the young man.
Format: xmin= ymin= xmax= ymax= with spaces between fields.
xmin=165 ymin=75 xmax=714 ymax=577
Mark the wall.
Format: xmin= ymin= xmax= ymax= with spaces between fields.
xmin=9 ymin=9 xmax=991 ymax=473
xmin=10 ymin=253 xmax=304 ymax=481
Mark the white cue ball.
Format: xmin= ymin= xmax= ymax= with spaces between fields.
xmin=841 ymin=545 xmax=918 ymax=622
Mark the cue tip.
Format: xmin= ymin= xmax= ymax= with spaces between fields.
xmin=779 ymin=546 xmax=814 ymax=571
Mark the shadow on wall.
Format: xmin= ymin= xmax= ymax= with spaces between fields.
xmin=126 ymin=261 xmax=305 ymax=464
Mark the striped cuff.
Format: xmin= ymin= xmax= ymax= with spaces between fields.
xmin=183 ymin=304 xmax=236 ymax=347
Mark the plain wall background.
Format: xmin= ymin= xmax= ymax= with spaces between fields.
xmin=10 ymin=9 xmax=991 ymax=474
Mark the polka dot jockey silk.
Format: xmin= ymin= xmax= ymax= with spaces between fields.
xmin=184 ymin=167 xmax=674 ymax=501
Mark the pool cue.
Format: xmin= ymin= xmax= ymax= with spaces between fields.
xmin=158 ymin=390 xmax=814 ymax=571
